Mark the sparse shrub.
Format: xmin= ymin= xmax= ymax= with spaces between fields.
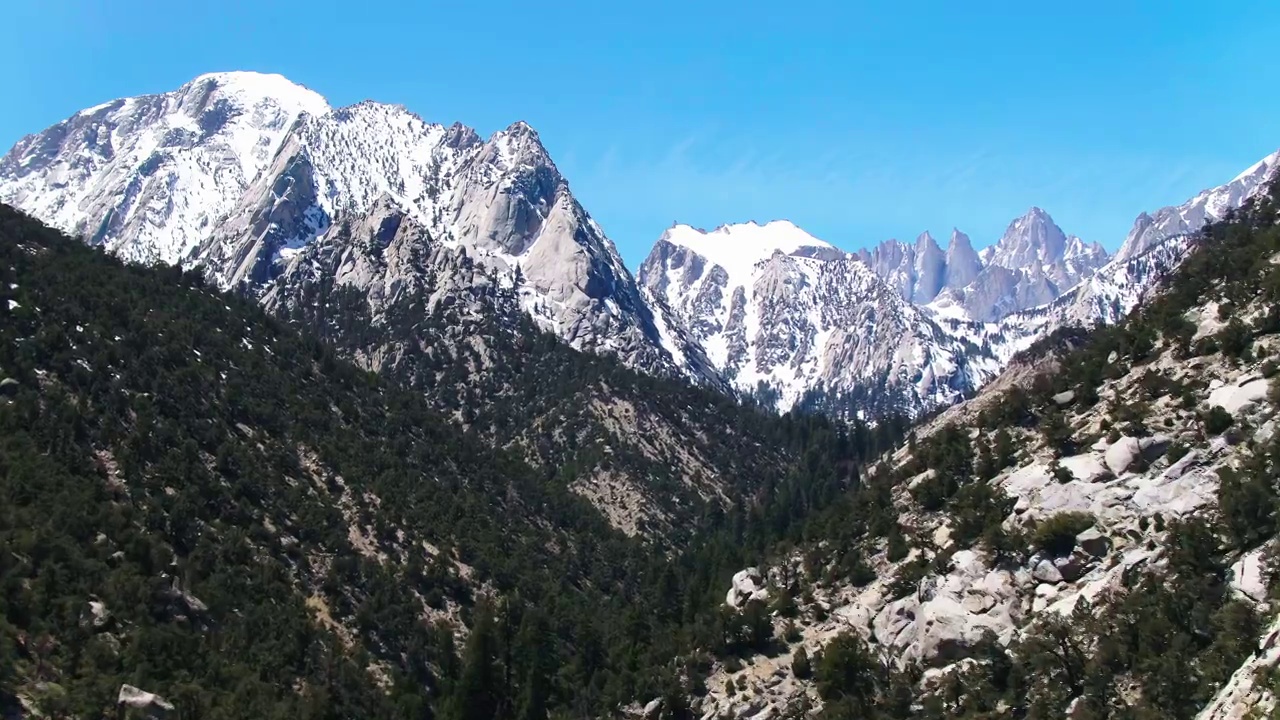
xmin=1203 ymin=406 xmax=1235 ymax=436
xmin=1032 ymin=512 xmax=1094 ymax=558
xmin=886 ymin=527 xmax=909 ymax=562
xmin=792 ymin=646 xmax=812 ymax=679
xmin=888 ymin=558 xmax=930 ymax=600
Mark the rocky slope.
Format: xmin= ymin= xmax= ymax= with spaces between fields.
xmin=657 ymin=182 xmax=1280 ymax=719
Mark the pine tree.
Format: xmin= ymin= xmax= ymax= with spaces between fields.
xmin=445 ymin=603 xmax=502 ymax=720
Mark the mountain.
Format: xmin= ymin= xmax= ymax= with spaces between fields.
xmin=856 ymin=231 xmax=947 ymax=304
xmin=638 ymin=222 xmax=1016 ymax=415
xmin=941 ymin=228 xmax=983 ymax=290
xmin=641 ymin=154 xmax=1276 ymax=418
xmin=0 ymin=71 xmax=702 ymax=381
xmin=937 ymin=207 xmax=1110 ymax=322
xmin=858 ymin=208 xmax=1109 ymax=322
xmin=7 ymin=173 xmax=1280 ymax=719
xmin=0 ymin=72 xmax=329 ymax=265
xmin=668 ymin=172 xmax=1280 ymax=720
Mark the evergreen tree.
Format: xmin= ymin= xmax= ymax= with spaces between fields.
xmin=445 ymin=603 xmax=503 ymax=720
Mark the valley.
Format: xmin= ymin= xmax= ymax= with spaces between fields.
xmin=2 ymin=70 xmax=1280 ymax=720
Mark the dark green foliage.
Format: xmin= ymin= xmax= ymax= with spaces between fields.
xmin=948 ymin=481 xmax=1015 ymax=549
xmin=1217 ymin=434 xmax=1280 ymax=549
xmin=1203 ymin=405 xmax=1235 ymax=435
xmin=1031 ymin=513 xmax=1094 ymax=558
xmin=887 ymin=558 xmax=929 ymax=600
xmin=909 ymin=424 xmax=974 ymax=511
xmin=885 ymin=526 xmax=909 ymax=563
xmin=445 ymin=603 xmax=501 ymax=720
xmin=791 ymin=646 xmax=811 ymax=679
xmin=1039 ymin=409 xmax=1075 ymax=456
xmin=814 ymin=633 xmax=881 ymax=714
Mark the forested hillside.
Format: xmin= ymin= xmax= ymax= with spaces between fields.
xmin=263 ymin=215 xmax=908 ymax=544
xmin=0 ymin=204 xmax=904 ymax=718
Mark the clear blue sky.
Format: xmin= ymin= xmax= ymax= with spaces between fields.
xmin=4 ymin=1 xmax=1279 ymax=267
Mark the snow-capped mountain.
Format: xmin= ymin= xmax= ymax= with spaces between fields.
xmin=639 ymin=152 xmax=1277 ymax=417
xmin=857 ymin=208 xmax=1109 ymax=323
xmin=930 ymin=208 xmax=1110 ymax=322
xmin=2 ymin=70 xmax=1275 ymax=419
xmin=639 ymin=222 xmax=1019 ymax=414
xmin=0 ymin=71 xmax=708 ymax=379
xmin=0 ymin=72 xmax=329 ymax=265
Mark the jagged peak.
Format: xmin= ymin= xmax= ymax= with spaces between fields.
xmin=914 ymin=230 xmax=942 ymax=254
xmin=502 ymin=120 xmax=539 ymax=138
xmin=947 ymin=228 xmax=974 ymax=251
xmin=444 ymin=122 xmax=481 ymax=150
xmin=329 ymin=99 xmax=433 ymax=127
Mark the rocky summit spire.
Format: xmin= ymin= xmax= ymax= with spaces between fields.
xmin=942 ymin=228 xmax=982 ymax=290
xmin=911 ymin=231 xmax=946 ymax=304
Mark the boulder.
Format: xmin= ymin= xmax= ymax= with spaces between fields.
xmin=872 ymin=598 xmax=916 ymax=647
xmin=1060 ymin=453 xmax=1112 ymax=483
xmin=1075 ymin=528 xmax=1111 ymax=558
xmin=932 ymin=524 xmax=953 ymax=549
xmin=118 ymin=685 xmax=174 ymax=719
xmin=1032 ymin=583 xmax=1061 ymax=613
xmin=1053 ymin=552 xmax=1089 ymax=583
xmin=1230 ymin=548 xmax=1269 ymax=603
xmin=962 ymin=592 xmax=996 ymax=615
xmin=726 ymin=568 xmax=769 ymax=609
xmin=873 ymin=551 xmax=1020 ymax=667
xmin=1208 ymin=378 xmax=1270 ymax=415
xmin=1104 ymin=437 xmax=1143 ymax=476
xmin=88 ymin=600 xmax=111 ymax=630
xmin=1139 ymin=435 xmax=1171 ymax=461
xmin=1032 ymin=558 xmax=1063 ymax=584
xmin=1052 ymin=390 xmax=1076 ymax=406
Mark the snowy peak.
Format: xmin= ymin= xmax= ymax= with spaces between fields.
xmin=655 ymin=220 xmax=836 ymax=281
xmin=185 ymin=71 xmax=330 ymax=119
xmin=0 ymin=71 xmax=329 ymax=265
xmin=986 ymin=206 xmax=1068 ymax=270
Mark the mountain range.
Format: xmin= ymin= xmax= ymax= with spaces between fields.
xmin=2 ymin=70 xmax=1277 ymax=417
